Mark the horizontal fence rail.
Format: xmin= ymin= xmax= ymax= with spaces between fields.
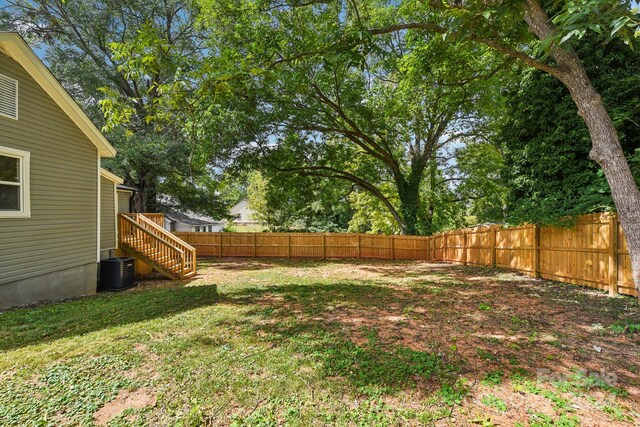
xmin=174 ymin=212 xmax=637 ymax=297
xmin=173 ymin=232 xmax=429 ymax=261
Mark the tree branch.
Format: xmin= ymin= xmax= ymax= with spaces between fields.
xmin=274 ymin=164 xmax=406 ymax=230
xmin=368 ymin=22 xmax=562 ymax=76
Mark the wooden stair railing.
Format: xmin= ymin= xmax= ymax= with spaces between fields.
xmin=133 ymin=213 xmax=197 ymax=275
xmin=118 ymin=214 xmax=197 ymax=279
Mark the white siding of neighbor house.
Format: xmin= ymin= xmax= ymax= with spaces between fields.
xmin=230 ymin=199 xmax=255 ymax=222
xmin=194 ymin=224 xmax=224 ymax=232
xmin=0 ymin=52 xmax=98 ymax=285
xmin=174 ymin=221 xmax=196 ymax=232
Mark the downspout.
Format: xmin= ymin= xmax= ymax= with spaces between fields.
xmin=96 ymin=152 xmax=101 ymax=262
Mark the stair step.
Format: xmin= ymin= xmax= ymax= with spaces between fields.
xmin=119 ymin=216 xmax=196 ymax=280
xmin=165 ymin=262 xmax=182 ymax=271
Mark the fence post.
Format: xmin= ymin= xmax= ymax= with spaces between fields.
xmin=533 ymin=224 xmax=540 ymax=278
xmin=322 ymin=234 xmax=326 ymax=259
xmin=443 ymin=232 xmax=448 ymax=262
xmin=609 ymin=214 xmax=619 ymax=296
xmin=490 ymin=227 xmax=497 ymax=267
xmin=219 ymin=234 xmax=223 ymax=258
xmin=287 ymin=234 xmax=291 ymax=259
xmin=427 ymin=236 xmax=431 ymax=261
xmin=462 ymin=231 xmax=468 ymax=266
xmin=391 ymin=235 xmax=395 ymax=260
xmin=253 ymin=233 xmax=257 ymax=258
xmin=357 ymin=235 xmax=361 ymax=259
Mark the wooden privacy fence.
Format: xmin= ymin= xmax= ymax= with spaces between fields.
xmin=174 ymin=212 xmax=637 ymax=297
xmin=174 ymin=232 xmax=428 ymax=260
xmin=431 ymin=213 xmax=635 ymax=297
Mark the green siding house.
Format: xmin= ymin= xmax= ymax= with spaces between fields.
xmin=0 ymin=32 xmax=122 ymax=309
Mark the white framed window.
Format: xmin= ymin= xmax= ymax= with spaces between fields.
xmin=0 ymin=146 xmax=30 ymax=218
xmin=0 ymin=73 xmax=18 ymax=120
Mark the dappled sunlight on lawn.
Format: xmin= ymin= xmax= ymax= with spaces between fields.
xmin=1 ymin=258 xmax=639 ymax=426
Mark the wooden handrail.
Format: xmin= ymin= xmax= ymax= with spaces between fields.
xmin=138 ymin=212 xmax=164 ymax=226
xmin=118 ymin=213 xmax=197 ymax=279
xmin=119 ymin=214 xmax=185 ymax=254
xmin=122 ymin=213 xmax=195 ymax=253
xmin=134 ymin=214 xmax=196 ymax=275
xmin=135 ymin=214 xmax=196 ymax=251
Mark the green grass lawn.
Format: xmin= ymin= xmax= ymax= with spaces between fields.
xmin=1 ymin=258 xmax=639 ymax=426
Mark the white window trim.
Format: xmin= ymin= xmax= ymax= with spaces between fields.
xmin=0 ymin=72 xmax=19 ymax=121
xmin=0 ymin=146 xmax=30 ymax=218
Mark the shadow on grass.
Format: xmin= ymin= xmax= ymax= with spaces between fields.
xmin=224 ymin=280 xmax=400 ymax=312
xmin=221 ymin=282 xmax=467 ymax=396
xmin=271 ymin=320 xmax=457 ymax=395
xmin=198 ymin=258 xmax=277 ymax=271
xmin=357 ymin=262 xmax=503 ymax=280
xmin=222 ymin=281 xmax=630 ymax=398
xmin=198 ymin=256 xmax=437 ymax=273
xmin=0 ymin=284 xmax=219 ymax=352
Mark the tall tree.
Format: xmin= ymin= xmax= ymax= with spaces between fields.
xmin=290 ymin=0 xmax=640 ymax=291
xmin=1 ymin=0 xmax=226 ymax=216
xmin=247 ymin=171 xmax=354 ymax=232
xmin=205 ymin=0 xmax=640 ymax=293
xmin=453 ymin=140 xmax=508 ymax=224
xmin=200 ymin=1 xmax=505 ymax=235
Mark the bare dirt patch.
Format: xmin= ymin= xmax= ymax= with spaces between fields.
xmin=93 ymin=388 xmax=157 ymax=425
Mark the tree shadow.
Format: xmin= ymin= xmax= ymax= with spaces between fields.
xmin=0 ymin=284 xmax=219 ymax=352
xmin=357 ymin=262 xmax=504 ymax=280
xmin=199 ymin=258 xmax=277 ymax=271
xmin=200 ymin=256 xmax=437 ymax=273
xmin=219 ymin=280 xmax=640 ymax=399
xmin=218 ymin=282 xmax=474 ymax=395
xmin=198 ymin=257 xmax=361 ymax=272
xmin=222 ymin=280 xmax=400 ymax=312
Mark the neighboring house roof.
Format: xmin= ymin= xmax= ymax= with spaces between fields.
xmin=100 ymin=168 xmax=124 ymax=184
xmin=164 ymin=209 xmax=223 ymax=226
xmin=229 ymin=198 xmax=249 ymax=216
xmin=0 ymin=32 xmax=116 ymax=157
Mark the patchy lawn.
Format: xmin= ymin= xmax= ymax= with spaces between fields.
xmin=1 ymin=259 xmax=639 ymax=426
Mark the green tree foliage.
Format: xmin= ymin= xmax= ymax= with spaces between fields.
xmin=501 ymin=37 xmax=640 ymax=225
xmin=1 ymin=0 xmax=230 ymax=217
xmin=362 ymin=0 xmax=640 ymax=293
xmin=199 ymin=0 xmax=506 ymax=235
xmin=453 ymin=141 xmax=508 ymax=224
xmin=247 ymin=171 xmax=354 ymax=232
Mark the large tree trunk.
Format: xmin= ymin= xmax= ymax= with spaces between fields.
xmin=423 ymin=154 xmax=438 ymax=235
xmin=561 ymin=66 xmax=640 ymax=297
xmin=525 ymin=0 xmax=640 ymax=296
xmin=395 ymin=159 xmax=427 ymax=236
xmin=130 ymin=167 xmax=159 ymax=213
xmin=398 ymin=192 xmax=420 ymax=235
xmin=141 ymin=173 xmax=159 ymax=213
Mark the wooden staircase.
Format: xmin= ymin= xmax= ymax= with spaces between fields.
xmin=118 ymin=213 xmax=197 ymax=280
